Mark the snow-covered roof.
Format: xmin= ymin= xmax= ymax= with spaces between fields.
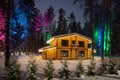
xmin=47 ymin=33 xmax=92 ymax=44
xmin=39 ymin=46 xmax=56 ymax=52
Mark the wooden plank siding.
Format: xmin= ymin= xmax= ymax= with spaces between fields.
xmin=40 ymin=33 xmax=92 ymax=60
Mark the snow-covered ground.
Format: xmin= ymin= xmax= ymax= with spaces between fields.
xmin=0 ymin=55 xmax=120 ymax=80
xmin=17 ymin=55 xmax=101 ymax=72
xmin=17 ymin=55 xmax=120 ymax=80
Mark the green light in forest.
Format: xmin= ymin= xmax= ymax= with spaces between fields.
xmin=93 ymin=27 xmax=99 ymax=44
xmin=103 ymin=21 xmax=111 ymax=56
xmin=42 ymin=27 xmax=52 ymax=46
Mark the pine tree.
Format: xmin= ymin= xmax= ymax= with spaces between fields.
xmin=34 ymin=8 xmax=44 ymax=52
xmin=87 ymin=60 xmax=96 ymax=76
xmin=10 ymin=0 xmax=36 ymax=52
xmin=55 ymin=8 xmax=67 ymax=35
xmin=77 ymin=22 xmax=82 ymax=34
xmin=42 ymin=6 xmax=54 ymax=46
xmin=82 ymin=21 xmax=91 ymax=37
xmin=43 ymin=59 xmax=55 ymax=80
xmin=75 ymin=60 xmax=85 ymax=78
xmin=58 ymin=60 xmax=71 ymax=80
xmin=10 ymin=0 xmax=28 ymax=50
xmin=117 ymin=58 xmax=120 ymax=70
xmin=96 ymin=59 xmax=109 ymax=75
xmin=4 ymin=58 xmax=21 ymax=80
xmin=27 ymin=60 xmax=40 ymax=80
xmin=0 ymin=0 xmax=5 ymax=51
xmin=68 ymin=12 xmax=78 ymax=33
xmin=108 ymin=58 xmax=118 ymax=75
xmin=112 ymin=0 xmax=120 ymax=56
xmin=20 ymin=0 xmax=36 ymax=52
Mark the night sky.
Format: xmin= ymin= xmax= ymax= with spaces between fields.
xmin=35 ymin=0 xmax=85 ymax=28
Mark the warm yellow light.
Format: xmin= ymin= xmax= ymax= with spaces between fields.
xmin=39 ymin=49 xmax=43 ymax=52
xmin=47 ymin=47 xmax=56 ymax=50
xmin=94 ymin=49 xmax=97 ymax=53
xmin=46 ymin=38 xmax=54 ymax=44
xmin=88 ymin=40 xmax=92 ymax=43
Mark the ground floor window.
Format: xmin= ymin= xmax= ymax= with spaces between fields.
xmin=61 ymin=50 xmax=68 ymax=57
xmin=78 ymin=51 xmax=84 ymax=57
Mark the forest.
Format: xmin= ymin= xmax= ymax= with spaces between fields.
xmin=0 ymin=0 xmax=120 ymax=59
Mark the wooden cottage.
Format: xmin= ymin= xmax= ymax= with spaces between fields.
xmin=39 ymin=33 xmax=92 ymax=60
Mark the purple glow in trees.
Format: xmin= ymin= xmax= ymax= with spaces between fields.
xmin=0 ymin=8 xmax=5 ymax=48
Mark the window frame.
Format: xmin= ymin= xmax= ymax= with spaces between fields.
xmin=61 ymin=40 xmax=69 ymax=47
xmin=78 ymin=51 xmax=84 ymax=57
xmin=72 ymin=40 xmax=75 ymax=44
xmin=61 ymin=50 xmax=68 ymax=57
xmin=78 ymin=41 xmax=84 ymax=47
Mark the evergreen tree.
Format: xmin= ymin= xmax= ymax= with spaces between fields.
xmin=42 ymin=6 xmax=54 ymax=46
xmin=77 ymin=22 xmax=82 ymax=34
xmin=43 ymin=59 xmax=55 ymax=80
xmin=51 ymin=20 xmax=57 ymax=36
xmin=34 ymin=8 xmax=44 ymax=51
xmin=20 ymin=0 xmax=36 ymax=52
xmin=75 ymin=60 xmax=85 ymax=78
xmin=117 ymin=58 xmax=120 ymax=70
xmin=34 ymin=8 xmax=43 ymax=32
xmin=27 ymin=60 xmax=40 ymax=80
xmin=58 ymin=60 xmax=71 ymax=80
xmin=55 ymin=8 xmax=67 ymax=35
xmin=4 ymin=58 xmax=21 ymax=80
xmin=96 ymin=59 xmax=109 ymax=75
xmin=108 ymin=58 xmax=118 ymax=75
xmin=101 ymin=0 xmax=112 ymax=58
xmin=112 ymin=0 xmax=120 ymax=56
xmin=82 ymin=21 xmax=91 ymax=37
xmin=10 ymin=0 xmax=36 ymax=52
xmin=87 ymin=60 xmax=96 ymax=76
xmin=68 ymin=12 xmax=78 ymax=33
xmin=0 ymin=0 xmax=6 ymax=51
xmin=10 ymin=0 xmax=28 ymax=50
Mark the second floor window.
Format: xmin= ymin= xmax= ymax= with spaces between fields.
xmin=88 ymin=44 xmax=91 ymax=48
xmin=78 ymin=41 xmax=84 ymax=47
xmin=62 ymin=40 xmax=69 ymax=47
xmin=72 ymin=40 xmax=75 ymax=44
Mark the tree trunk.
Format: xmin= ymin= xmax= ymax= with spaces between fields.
xmin=89 ymin=0 xmax=94 ymax=60
xmin=5 ymin=0 xmax=10 ymax=67
xmin=109 ymin=2 xmax=112 ymax=58
xmin=101 ymin=1 xmax=106 ymax=60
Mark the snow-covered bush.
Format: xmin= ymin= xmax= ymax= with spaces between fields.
xmin=43 ymin=59 xmax=55 ymax=80
xmin=116 ymin=58 xmax=120 ymax=70
xmin=58 ymin=60 xmax=71 ymax=80
xmin=75 ymin=60 xmax=85 ymax=78
xmin=96 ymin=59 xmax=109 ymax=75
xmin=27 ymin=60 xmax=40 ymax=80
xmin=108 ymin=58 xmax=118 ymax=75
xmin=87 ymin=60 xmax=96 ymax=76
xmin=4 ymin=58 xmax=21 ymax=80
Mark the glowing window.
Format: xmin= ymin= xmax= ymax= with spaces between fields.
xmin=78 ymin=51 xmax=84 ymax=57
xmin=61 ymin=50 xmax=68 ymax=57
